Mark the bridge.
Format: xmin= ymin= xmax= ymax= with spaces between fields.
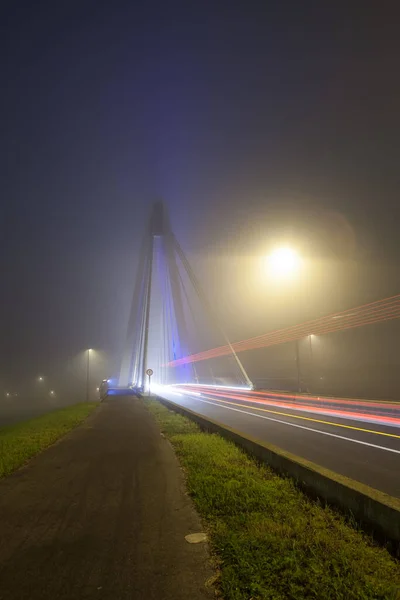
xmin=119 ymin=203 xmax=400 ymax=498
xmin=119 ymin=201 xmax=252 ymax=390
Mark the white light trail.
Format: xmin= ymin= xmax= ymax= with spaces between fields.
xmin=173 ymin=383 xmax=253 ymax=392
xmin=174 ymin=396 xmax=400 ymax=455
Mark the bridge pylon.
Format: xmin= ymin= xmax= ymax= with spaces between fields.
xmin=119 ymin=202 xmax=253 ymax=390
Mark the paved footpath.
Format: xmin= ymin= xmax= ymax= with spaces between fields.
xmin=0 ymin=396 xmax=214 ymax=599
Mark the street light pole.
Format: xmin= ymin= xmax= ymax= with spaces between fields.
xmin=86 ymin=349 xmax=91 ymax=403
xmin=266 ymin=246 xmax=304 ymax=394
xmin=309 ymin=334 xmax=314 ymax=388
xmin=295 ymin=339 xmax=301 ymax=393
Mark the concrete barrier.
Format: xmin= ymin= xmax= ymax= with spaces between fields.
xmin=155 ymin=395 xmax=400 ymax=553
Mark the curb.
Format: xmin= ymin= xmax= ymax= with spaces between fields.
xmin=155 ymin=394 xmax=400 ymax=552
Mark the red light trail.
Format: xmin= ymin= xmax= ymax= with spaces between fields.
xmin=171 ymin=385 xmax=400 ymax=428
xmin=167 ymin=293 xmax=400 ymax=367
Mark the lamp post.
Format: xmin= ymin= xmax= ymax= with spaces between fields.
xmin=295 ymin=339 xmax=301 ymax=393
xmin=309 ymin=334 xmax=314 ymax=388
xmin=265 ymin=247 xmax=304 ymax=392
xmin=86 ymin=349 xmax=92 ymax=403
xmin=295 ymin=336 xmax=314 ymax=394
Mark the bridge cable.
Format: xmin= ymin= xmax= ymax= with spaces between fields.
xmin=170 ymin=234 xmax=253 ymax=389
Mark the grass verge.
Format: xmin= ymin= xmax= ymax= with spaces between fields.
xmin=0 ymin=402 xmax=98 ymax=478
xmin=146 ymin=398 xmax=400 ymax=600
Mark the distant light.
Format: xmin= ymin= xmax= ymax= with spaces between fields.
xmin=6 ymin=392 xmax=10 ymax=397
xmin=88 ymin=348 xmax=92 ymax=352
xmin=266 ymin=247 xmax=301 ymax=278
xmin=38 ymin=376 xmax=44 ymax=382
xmin=96 ymin=387 xmax=100 ymax=392
xmin=50 ymin=390 xmax=55 ymax=395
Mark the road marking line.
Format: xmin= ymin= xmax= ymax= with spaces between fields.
xmin=179 ymin=385 xmax=400 ymax=405
xmin=181 ymin=396 xmax=400 ymax=455
xmin=198 ymin=392 xmax=400 ymax=427
xmin=196 ymin=394 xmax=400 ymax=440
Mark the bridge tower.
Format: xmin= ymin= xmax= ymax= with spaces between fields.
xmin=119 ymin=202 xmax=253 ymax=390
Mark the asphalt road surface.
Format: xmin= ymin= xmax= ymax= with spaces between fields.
xmin=158 ymin=386 xmax=400 ymax=498
xmin=0 ymin=396 xmax=213 ymax=600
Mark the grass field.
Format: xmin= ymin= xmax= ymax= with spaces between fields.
xmin=147 ymin=398 xmax=400 ymax=600
xmin=0 ymin=402 xmax=98 ymax=478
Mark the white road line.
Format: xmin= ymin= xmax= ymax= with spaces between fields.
xmin=173 ymin=395 xmax=400 ymax=455
xmin=172 ymin=388 xmax=400 ymax=429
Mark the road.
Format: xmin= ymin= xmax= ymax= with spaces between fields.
xmin=157 ymin=385 xmax=400 ymax=498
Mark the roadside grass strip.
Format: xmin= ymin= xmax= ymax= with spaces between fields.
xmin=0 ymin=402 xmax=98 ymax=478
xmin=146 ymin=398 xmax=400 ymax=600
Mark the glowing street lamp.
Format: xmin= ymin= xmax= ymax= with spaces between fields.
xmin=38 ymin=376 xmax=44 ymax=382
xmin=49 ymin=390 xmax=55 ymax=396
xmin=265 ymin=247 xmax=302 ymax=279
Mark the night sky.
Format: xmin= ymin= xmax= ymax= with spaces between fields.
xmin=1 ymin=2 xmax=400 ymax=399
